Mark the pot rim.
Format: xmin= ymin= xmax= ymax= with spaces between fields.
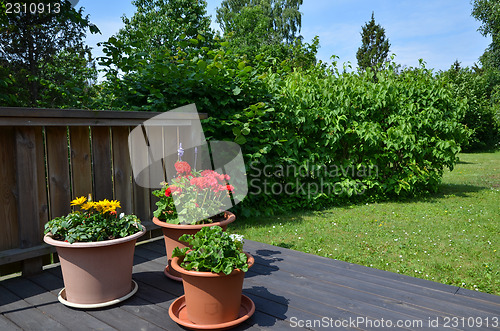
xmin=152 ymin=211 xmax=235 ymax=229
xmin=43 ymin=225 xmax=146 ymax=248
xmin=170 ymin=252 xmax=254 ymax=278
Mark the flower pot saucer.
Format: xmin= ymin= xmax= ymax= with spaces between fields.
xmin=169 ymin=294 xmax=255 ymax=330
xmin=58 ymin=280 xmax=138 ymax=309
xmin=164 ymin=265 xmax=183 ymax=282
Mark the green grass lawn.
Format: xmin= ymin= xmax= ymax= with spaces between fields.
xmin=232 ymin=152 xmax=500 ymax=295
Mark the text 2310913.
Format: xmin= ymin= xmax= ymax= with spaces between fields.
xmin=5 ymin=2 xmax=61 ymax=14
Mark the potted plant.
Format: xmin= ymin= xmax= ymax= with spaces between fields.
xmin=152 ymin=159 xmax=236 ymax=281
xmin=43 ymin=195 xmax=145 ymax=308
xmin=169 ymin=226 xmax=255 ymax=329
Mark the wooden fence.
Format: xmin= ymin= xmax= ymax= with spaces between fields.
xmin=0 ymin=107 xmax=206 ymax=276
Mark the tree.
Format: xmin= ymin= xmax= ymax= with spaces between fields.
xmin=217 ymin=0 xmax=303 ymax=45
xmin=116 ymin=0 xmax=214 ymax=55
xmin=471 ymin=0 xmax=500 ymax=69
xmin=216 ymin=0 xmax=303 ymax=59
xmin=0 ymin=0 xmax=99 ymax=107
xmin=356 ymin=12 xmax=390 ymax=72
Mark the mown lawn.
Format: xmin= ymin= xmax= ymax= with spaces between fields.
xmin=232 ymin=152 xmax=500 ymax=295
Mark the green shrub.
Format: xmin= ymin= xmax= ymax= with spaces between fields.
xmin=440 ymin=67 xmax=500 ymax=151
xmin=98 ymin=41 xmax=469 ymax=217
xmin=224 ymin=62 xmax=469 ymax=215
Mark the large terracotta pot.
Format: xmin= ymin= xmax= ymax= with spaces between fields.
xmin=152 ymin=211 xmax=236 ymax=281
xmin=170 ymin=252 xmax=254 ymax=325
xmin=43 ymin=226 xmax=146 ymax=308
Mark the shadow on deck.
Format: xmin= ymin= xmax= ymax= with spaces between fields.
xmin=1 ymin=239 xmax=499 ymax=330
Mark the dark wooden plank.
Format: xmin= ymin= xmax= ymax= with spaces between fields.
xmin=3 ymin=239 xmax=500 ymax=331
xmin=112 ymin=126 xmax=133 ymax=215
xmin=45 ymin=127 xmax=71 ymax=219
xmin=0 ymin=245 xmax=55 ymax=265
xmin=0 ymin=127 xmax=18 ymax=252
xmin=69 ymin=126 xmax=93 ymax=199
xmin=141 ymin=125 xmax=165 ymax=213
xmin=177 ymin=124 xmax=199 ymax=169
xmin=4 ymin=277 xmax=115 ymax=331
xmin=0 ymin=315 xmax=22 ymax=331
xmin=34 ymin=127 xmax=49 ymax=234
xmin=37 ymin=268 xmax=174 ymax=330
xmin=0 ymin=118 xmax=195 ymax=127
xmin=0 ymin=283 xmax=68 ymax=330
xmin=129 ymin=125 xmax=151 ymax=225
xmin=91 ymin=126 xmax=113 ymax=200
xmin=0 ymin=107 xmax=207 ymax=120
xmin=244 ymin=241 xmax=500 ymax=316
xmin=455 ymin=287 xmax=500 ymax=304
xmin=247 ymin=265 xmax=453 ymax=330
xmin=15 ymin=127 xmax=43 ymax=275
xmin=246 ymin=240 xmax=460 ymax=294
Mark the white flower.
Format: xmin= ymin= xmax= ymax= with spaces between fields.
xmin=119 ymin=212 xmax=125 ymax=219
xmin=229 ymin=233 xmax=244 ymax=244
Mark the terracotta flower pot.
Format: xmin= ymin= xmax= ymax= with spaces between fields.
xmin=170 ymin=252 xmax=254 ymax=326
xmin=43 ymin=226 xmax=146 ymax=308
xmin=152 ymin=211 xmax=236 ymax=281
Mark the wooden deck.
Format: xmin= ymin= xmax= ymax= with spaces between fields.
xmin=1 ymin=239 xmax=499 ymax=331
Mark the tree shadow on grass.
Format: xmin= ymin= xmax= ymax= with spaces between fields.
xmin=434 ymin=183 xmax=486 ymax=197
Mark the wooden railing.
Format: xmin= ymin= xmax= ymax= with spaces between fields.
xmin=0 ymin=107 xmax=206 ymax=276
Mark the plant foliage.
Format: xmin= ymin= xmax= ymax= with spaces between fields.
xmin=44 ymin=196 xmax=142 ymax=243
xmin=172 ymin=226 xmax=248 ymax=275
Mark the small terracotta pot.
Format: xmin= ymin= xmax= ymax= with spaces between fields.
xmin=152 ymin=212 xmax=236 ymax=280
xmin=170 ymin=252 xmax=254 ymax=325
xmin=44 ymin=226 xmax=145 ymax=306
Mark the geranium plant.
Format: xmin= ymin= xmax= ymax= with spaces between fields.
xmin=172 ymin=226 xmax=248 ymax=275
xmin=44 ymin=195 xmax=142 ymax=243
xmin=152 ymin=160 xmax=235 ymax=225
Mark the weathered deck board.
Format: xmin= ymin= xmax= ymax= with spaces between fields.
xmin=1 ymin=239 xmax=499 ymax=331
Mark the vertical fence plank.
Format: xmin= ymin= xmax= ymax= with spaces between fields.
xmin=91 ymin=127 xmax=113 ymax=200
xmin=15 ymin=127 xmax=42 ymax=275
xmin=0 ymin=127 xmax=19 ymax=252
xmin=178 ymin=124 xmax=200 ymax=168
xmin=35 ymin=127 xmax=49 ymax=234
xmin=142 ymin=125 xmax=165 ymax=213
xmin=129 ymin=126 xmax=150 ymax=226
xmin=70 ymin=126 xmax=93 ymax=199
xmin=46 ymin=127 xmax=71 ymax=219
xmin=163 ymin=126 xmax=179 ymax=181
xmin=112 ymin=127 xmax=133 ymax=215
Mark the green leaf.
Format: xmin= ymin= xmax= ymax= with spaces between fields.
xmin=233 ymin=86 xmax=242 ymax=95
xmin=235 ymin=135 xmax=247 ymax=145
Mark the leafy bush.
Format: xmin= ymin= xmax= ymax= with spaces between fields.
xmin=219 ymin=62 xmax=470 ymax=215
xmin=97 ymin=38 xmax=469 ymax=217
xmin=440 ymin=67 xmax=500 ymax=151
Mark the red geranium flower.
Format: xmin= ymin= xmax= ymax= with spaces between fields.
xmin=175 ymin=161 xmax=191 ymax=175
xmin=226 ymin=184 xmax=235 ymax=193
xmin=170 ymin=185 xmax=182 ymax=194
xmin=165 ymin=187 xmax=172 ymax=197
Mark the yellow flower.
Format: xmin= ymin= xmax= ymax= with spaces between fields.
xmin=70 ymin=196 xmax=87 ymax=206
xmin=108 ymin=200 xmax=121 ymax=212
xmin=92 ymin=199 xmax=121 ymax=214
xmin=81 ymin=202 xmax=95 ymax=210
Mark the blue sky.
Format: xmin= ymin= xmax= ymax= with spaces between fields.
xmin=80 ymin=0 xmax=490 ymax=72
